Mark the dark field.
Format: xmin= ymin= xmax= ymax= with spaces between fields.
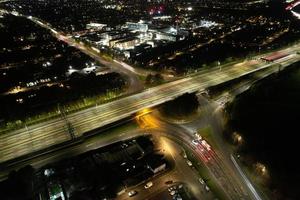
xmin=227 ymin=63 xmax=300 ymax=200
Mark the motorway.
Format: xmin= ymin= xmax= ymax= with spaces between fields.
xmin=138 ymin=94 xmax=264 ymax=200
xmin=0 ymin=122 xmax=217 ymax=200
xmin=0 ymin=7 xmax=299 ymax=200
xmin=138 ymin=113 xmax=249 ymax=200
xmin=136 ymin=64 xmax=294 ymax=200
xmin=0 ymin=0 xmax=14 ymax=3
xmin=1 ymin=44 xmax=300 ymax=164
xmin=0 ymin=61 xmax=296 ymax=199
xmin=0 ymin=127 xmax=146 ymax=179
xmin=0 ymin=10 xmax=299 ymax=164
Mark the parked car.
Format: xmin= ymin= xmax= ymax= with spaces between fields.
xmin=198 ymin=178 xmax=205 ymax=185
xmin=128 ymin=190 xmax=137 ymax=197
xmin=186 ymin=160 xmax=193 ymax=166
xmin=205 ymin=185 xmax=210 ymax=192
xmin=144 ymin=181 xmax=153 ymax=189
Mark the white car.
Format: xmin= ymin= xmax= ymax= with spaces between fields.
xmin=168 ymin=186 xmax=177 ymax=192
xmin=205 ymin=185 xmax=210 ymax=192
xmin=128 ymin=190 xmax=137 ymax=197
xmin=192 ymin=139 xmax=200 ymax=146
xmin=201 ymin=140 xmax=211 ymax=151
xmin=186 ymin=160 xmax=193 ymax=166
xmin=198 ymin=178 xmax=205 ymax=185
xmin=144 ymin=181 xmax=153 ymax=189
xmin=170 ymin=190 xmax=176 ymax=196
xmin=194 ymin=133 xmax=202 ymax=140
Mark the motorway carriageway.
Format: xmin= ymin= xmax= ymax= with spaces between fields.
xmin=1 ymin=43 xmax=300 ymax=163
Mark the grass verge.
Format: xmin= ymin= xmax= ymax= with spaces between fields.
xmin=198 ymin=126 xmax=219 ymax=151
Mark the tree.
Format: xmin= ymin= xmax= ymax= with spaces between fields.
xmin=1 ymin=165 xmax=35 ymax=200
xmin=160 ymin=93 xmax=199 ymax=118
xmin=145 ymin=73 xmax=163 ymax=86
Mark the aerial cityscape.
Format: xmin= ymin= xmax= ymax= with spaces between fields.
xmin=0 ymin=0 xmax=300 ymax=200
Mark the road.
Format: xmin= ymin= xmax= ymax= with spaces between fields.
xmin=0 ymin=8 xmax=297 ymax=200
xmin=0 ymin=0 xmax=14 ymax=3
xmin=0 ymin=122 xmax=216 ymax=200
xmin=138 ymin=110 xmax=258 ymax=200
xmin=176 ymin=80 xmax=273 ymax=200
xmin=1 ymin=45 xmax=300 ymax=164
xmin=0 ymin=9 xmax=144 ymax=93
xmin=189 ymin=95 xmax=261 ymax=200
xmin=0 ymin=102 xmax=263 ymax=200
xmin=57 ymin=36 xmax=144 ymax=93
xmin=116 ymin=137 xmax=215 ymax=200
xmin=1 ymin=9 xmax=300 ymax=165
xmin=28 ymin=15 xmax=144 ymax=94
xmin=0 ymin=127 xmax=145 ymax=180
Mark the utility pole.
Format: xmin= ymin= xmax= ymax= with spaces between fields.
xmin=59 ymin=105 xmax=76 ymax=140
xmin=25 ymin=123 xmax=34 ymax=149
xmin=278 ymin=64 xmax=282 ymax=73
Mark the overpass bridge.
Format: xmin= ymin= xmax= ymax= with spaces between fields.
xmin=0 ymin=0 xmax=15 ymax=3
xmin=1 ymin=46 xmax=300 ymax=164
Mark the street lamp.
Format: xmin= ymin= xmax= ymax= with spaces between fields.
xmin=255 ymin=162 xmax=268 ymax=176
xmin=217 ymin=61 xmax=221 ymax=71
xmin=25 ymin=123 xmax=29 ymax=132
xmin=233 ymin=132 xmax=243 ymax=145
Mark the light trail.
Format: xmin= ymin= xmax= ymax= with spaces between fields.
xmin=286 ymin=0 xmax=300 ymax=20
xmin=231 ymin=155 xmax=263 ymax=200
xmin=286 ymin=0 xmax=300 ymax=10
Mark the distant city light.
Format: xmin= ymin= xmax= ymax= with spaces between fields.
xmin=198 ymin=20 xmax=219 ymax=28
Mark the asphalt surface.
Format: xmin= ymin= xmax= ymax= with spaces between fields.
xmin=0 ymin=128 xmax=145 ymax=180
xmin=1 ymin=8 xmax=299 ymax=200
xmin=139 ymin=110 xmax=262 ymax=200
xmin=31 ymin=15 xmax=144 ymax=93
xmin=1 ymin=10 xmax=300 ymax=187
xmin=0 ymin=75 xmax=280 ymax=200
xmin=1 ymin=49 xmax=299 ymax=164
xmin=180 ymin=90 xmax=268 ymax=199
xmin=0 ymin=11 xmax=300 ymax=195
xmin=116 ymin=137 xmax=215 ymax=200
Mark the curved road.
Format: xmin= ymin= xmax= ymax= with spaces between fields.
xmin=0 ymin=50 xmax=300 ymax=164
